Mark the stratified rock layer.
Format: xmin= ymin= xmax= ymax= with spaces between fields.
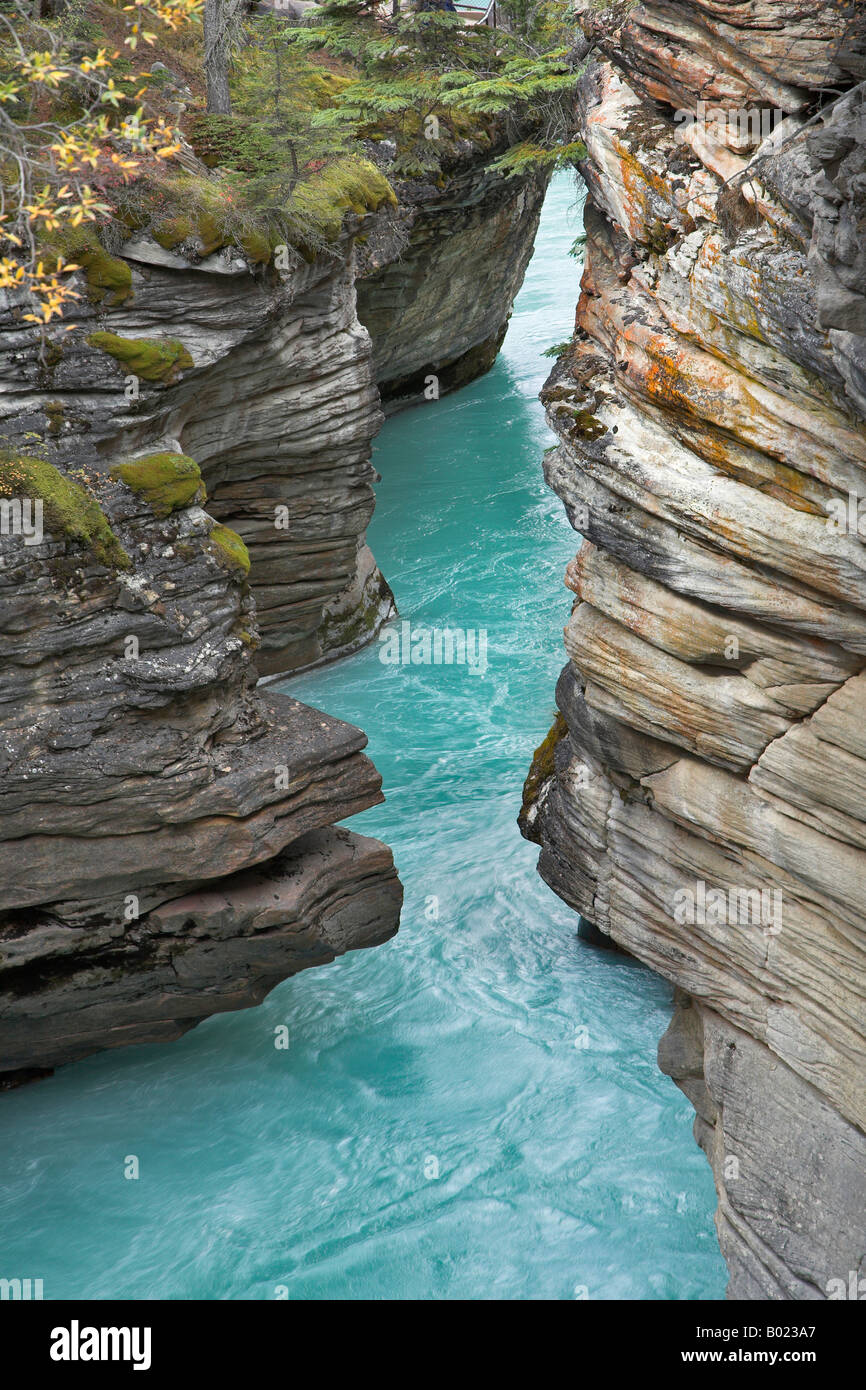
xmin=0 ymin=234 xmax=396 ymax=677
xmin=0 ymin=449 xmax=400 ymax=1081
xmin=523 ymin=1 xmax=866 ymax=1298
xmin=357 ymin=166 xmax=549 ymax=410
xmin=0 ymin=137 xmax=548 ymax=1077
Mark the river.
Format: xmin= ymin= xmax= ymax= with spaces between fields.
xmin=0 ymin=173 xmax=726 ymax=1300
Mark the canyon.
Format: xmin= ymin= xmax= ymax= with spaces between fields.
xmin=0 ymin=135 xmax=546 ymax=1083
xmin=3 ymin=0 xmax=865 ymax=1304
xmin=521 ymin=0 xmax=866 ymax=1298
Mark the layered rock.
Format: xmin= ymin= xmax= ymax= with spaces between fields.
xmin=0 ymin=119 xmax=548 ymax=1077
xmin=1 ymin=165 xmax=548 ymax=679
xmin=0 ymin=444 xmax=401 ymax=1082
xmin=0 ymin=230 xmax=397 ymax=677
xmin=357 ymin=164 xmax=549 ymax=410
xmin=523 ymin=1 xmax=866 ymax=1297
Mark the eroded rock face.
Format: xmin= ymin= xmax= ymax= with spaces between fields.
xmin=0 ymin=136 xmax=548 ymax=1079
xmin=0 ymin=448 xmax=401 ymax=1082
xmin=357 ymin=165 xmax=549 ymax=411
xmin=0 ymin=237 xmax=396 ymax=678
xmin=2 ymin=164 xmax=548 ymax=679
xmin=524 ymin=1 xmax=866 ymax=1297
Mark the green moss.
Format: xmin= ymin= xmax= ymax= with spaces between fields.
xmin=285 ymin=156 xmax=396 ymax=257
xmin=43 ymin=227 xmax=133 ymax=306
xmin=193 ymin=211 xmax=226 ymax=256
xmin=42 ymin=339 xmax=64 ymax=373
xmin=646 ymin=218 xmax=674 ymax=255
xmin=86 ymin=332 xmax=194 ymax=383
xmin=239 ymin=229 xmax=272 ymax=265
xmin=152 ymin=216 xmax=194 ymax=250
xmin=0 ymin=454 xmax=129 ymax=569
xmin=520 ymin=711 xmax=568 ymax=825
xmin=569 ymin=409 xmax=607 ymax=442
xmin=110 ymin=452 xmax=205 ymax=518
xmin=188 ymin=113 xmax=285 ymax=176
xmin=209 ymin=523 xmax=250 ymax=577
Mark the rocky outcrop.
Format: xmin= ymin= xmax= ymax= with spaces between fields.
xmin=1 ymin=166 xmax=548 ymax=680
xmin=0 ymin=441 xmax=401 ymax=1082
xmin=0 ymin=231 xmax=397 ymax=678
xmin=523 ymin=1 xmax=866 ymax=1297
xmin=357 ymin=164 xmax=549 ymax=411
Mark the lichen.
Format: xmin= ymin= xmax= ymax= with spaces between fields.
xmin=0 ymin=455 xmax=129 ymax=569
xmin=110 ymin=452 xmax=205 ymax=518
xmin=86 ymin=332 xmax=194 ymax=383
xmin=208 ymin=523 xmax=250 ymax=577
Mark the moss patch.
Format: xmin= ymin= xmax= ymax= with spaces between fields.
xmin=188 ymin=113 xmax=286 ymax=176
xmin=646 ymin=217 xmax=675 ymax=255
xmin=239 ymin=228 xmax=272 ymax=265
xmin=86 ymin=332 xmax=194 ymax=383
xmin=286 ymin=156 xmax=397 ymax=257
xmin=208 ymin=523 xmax=250 ymax=578
xmin=0 ymin=455 xmax=129 ymax=568
xmin=193 ymin=211 xmax=226 ymax=256
xmin=520 ymin=711 xmax=568 ymax=827
xmin=43 ymin=227 xmax=133 ymax=306
xmin=44 ymin=401 xmax=65 ymax=437
xmin=568 ymin=409 xmax=607 ymax=442
xmin=152 ymin=216 xmax=194 ymax=250
xmin=110 ymin=452 xmax=205 ymax=518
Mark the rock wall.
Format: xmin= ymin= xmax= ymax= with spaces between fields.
xmin=0 ymin=193 xmax=391 ymax=1079
xmin=0 ymin=441 xmax=400 ymax=1083
xmin=522 ymin=1 xmax=866 ymax=1297
xmin=357 ymin=164 xmax=549 ymax=411
xmin=13 ymin=162 xmax=549 ymax=680
xmin=0 ymin=135 xmax=547 ymax=1079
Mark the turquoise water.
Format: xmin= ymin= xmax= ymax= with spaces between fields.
xmin=0 ymin=173 xmax=726 ymax=1300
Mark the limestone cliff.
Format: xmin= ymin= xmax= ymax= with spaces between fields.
xmin=0 ymin=182 xmax=406 ymax=1086
xmin=522 ymin=1 xmax=866 ymax=1297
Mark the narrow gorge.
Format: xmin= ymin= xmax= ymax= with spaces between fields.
xmin=1 ymin=0 xmax=865 ymax=1312
xmin=0 ymin=21 xmax=548 ymax=1080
